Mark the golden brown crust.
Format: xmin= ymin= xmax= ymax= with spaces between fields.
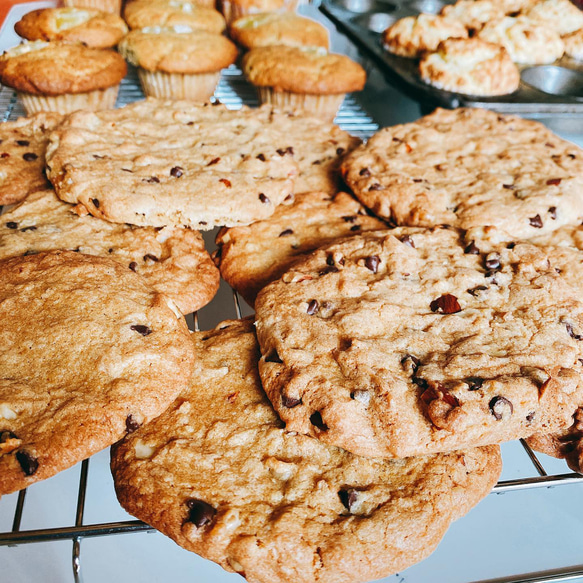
xmin=229 ymin=12 xmax=330 ymax=49
xmin=0 ymin=41 xmax=127 ymax=95
xmin=242 ymin=46 xmax=366 ymax=94
xmin=14 ymin=7 xmax=128 ymax=49
xmin=118 ymin=28 xmax=238 ymax=73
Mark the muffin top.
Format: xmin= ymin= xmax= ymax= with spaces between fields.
xmin=242 ymin=46 xmax=366 ymax=94
xmin=230 ymin=12 xmax=329 ymax=49
xmin=14 ymin=7 xmax=128 ymax=49
xmin=225 ymin=0 xmax=291 ymax=10
xmin=124 ymin=0 xmax=226 ymax=33
xmin=118 ymin=27 xmax=238 ymax=73
xmin=0 ymin=41 xmax=127 ymax=95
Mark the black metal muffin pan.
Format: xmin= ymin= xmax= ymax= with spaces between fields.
xmin=320 ymin=0 xmax=583 ymax=114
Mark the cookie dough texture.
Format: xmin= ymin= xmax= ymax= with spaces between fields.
xmin=419 ymin=38 xmax=520 ymax=96
xmin=564 ymin=28 xmax=583 ymax=61
xmin=0 ymin=250 xmax=194 ymax=495
xmin=382 ymin=14 xmax=468 ymax=58
xmin=525 ymin=0 xmax=583 ymax=35
xmin=255 ymin=228 xmax=583 ymax=459
xmin=14 ymin=7 xmax=128 ymax=49
xmin=46 ymin=99 xmax=357 ymax=228
xmin=0 ymin=112 xmax=63 ymax=205
xmin=341 ymin=108 xmax=583 ymax=240
xmin=0 ymin=189 xmax=219 ymax=314
xmin=111 ymin=318 xmax=501 ymax=583
xmin=215 ymin=191 xmax=386 ymax=305
xmin=440 ymin=0 xmax=505 ymax=31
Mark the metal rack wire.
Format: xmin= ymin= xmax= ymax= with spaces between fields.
xmin=1 ymin=65 xmax=583 ymax=583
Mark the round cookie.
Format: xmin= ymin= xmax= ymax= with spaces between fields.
xmin=14 ymin=7 xmax=128 ymax=49
xmin=0 ymin=112 xmax=63 ymax=206
xmin=441 ymin=0 xmax=505 ymax=32
xmin=340 ymin=107 xmax=583 ymax=240
xmin=118 ymin=27 xmax=238 ymax=101
xmin=478 ymin=16 xmax=564 ymax=65
xmin=0 ymin=250 xmax=194 ymax=495
xmin=214 ymin=191 xmax=387 ymax=305
xmin=254 ymin=228 xmax=583 ymax=459
xmin=229 ymin=12 xmax=330 ymax=49
xmin=124 ymin=0 xmax=225 ymax=32
xmin=419 ymin=38 xmax=520 ymax=96
xmin=525 ymin=0 xmax=583 ymax=35
xmin=0 ymin=189 xmax=219 ymax=315
xmin=0 ymin=41 xmax=127 ymax=114
xmin=564 ymin=28 xmax=583 ymax=61
xmin=382 ymin=13 xmax=468 ymax=58
xmin=111 ymin=318 xmax=502 ymax=583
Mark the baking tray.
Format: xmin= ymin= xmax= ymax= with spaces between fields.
xmin=320 ymin=0 xmax=583 ymax=114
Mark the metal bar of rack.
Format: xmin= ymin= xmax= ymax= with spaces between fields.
xmin=1 ymin=62 xmax=583 ymax=583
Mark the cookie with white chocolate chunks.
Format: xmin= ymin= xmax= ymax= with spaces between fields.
xmin=110 ymin=318 xmax=501 ymax=583
xmin=0 ymin=112 xmax=62 ymax=205
xmin=255 ymin=228 xmax=583 ymax=459
xmin=0 ymin=189 xmax=219 ymax=314
xmin=341 ymin=108 xmax=583 ymax=241
xmin=214 ymin=191 xmax=387 ymax=306
xmin=0 ymin=250 xmax=194 ymax=495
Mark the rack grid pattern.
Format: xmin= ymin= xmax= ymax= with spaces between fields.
xmin=1 ymin=65 xmax=583 ymax=583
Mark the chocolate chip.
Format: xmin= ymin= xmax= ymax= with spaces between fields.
xmin=207 ymin=158 xmax=220 ymax=166
xmin=126 ymin=414 xmax=140 ymax=433
xmin=319 ymin=265 xmax=339 ymax=276
xmin=170 ymin=166 xmax=183 ymax=177
xmin=326 ymin=254 xmax=336 ymax=266
xmin=368 ymin=183 xmax=383 ymax=191
xmin=1 ymin=153 xmax=10 ymax=158
xmin=256 ymin=153 xmax=266 ymax=161
xmin=546 ymin=178 xmax=562 ymax=186
xmin=310 ymin=411 xmax=328 ymax=431
xmin=186 ymin=499 xmax=216 ymax=528
xmin=548 ymin=207 xmax=557 ymax=220
xmin=529 ymin=214 xmax=543 ymax=228
xmin=91 ymin=198 xmax=100 ymax=208
xmin=144 ymin=176 xmax=160 ymax=183
xmin=284 ymin=193 xmax=294 ymax=202
xmin=6 ymin=222 xmax=18 ymax=229
xmin=400 ymin=235 xmax=415 ymax=248
xmin=23 ymin=153 xmax=38 ymax=161
xmin=16 ymin=450 xmax=38 ymax=476
xmin=16 ymin=140 xmax=29 ymax=146
xmin=526 ymin=411 xmax=536 ymax=423
xmin=219 ymin=178 xmax=232 ymax=188
xmin=484 ymin=254 xmax=501 ymax=271
xmin=545 ymin=142 xmax=555 ymax=148
xmin=430 ymin=294 xmax=461 ymax=314
xmin=129 ymin=262 xmax=137 ymax=272
xmin=0 ymin=430 xmax=17 ymax=442
xmin=464 ymin=241 xmax=480 ymax=255
xmin=19 ymin=226 xmax=37 ymax=232
xmin=307 ymin=299 xmax=319 ymax=315
xmin=466 ymin=377 xmax=483 ymax=390
xmin=130 ymin=324 xmax=152 ymax=336
xmin=338 ymin=489 xmax=358 ymax=512
xmin=413 ymin=178 xmax=423 ymax=183
xmin=336 ymin=147 xmax=345 ymax=156
xmin=350 ymin=225 xmax=361 ymax=231
xmin=143 ymin=254 xmax=159 ymax=262
xmin=359 ymin=168 xmax=371 ymax=177
xmin=467 ymin=285 xmax=488 ymax=297
xmin=502 ymin=184 xmax=515 ymax=190
xmin=364 ymin=255 xmax=380 ymax=273
xmin=282 ymin=395 xmax=301 ymax=408
xmin=279 ymin=229 xmax=293 ymax=237
xmin=566 ymin=322 xmax=583 ymax=341
xmin=265 ymin=350 xmax=283 ymax=364
xmin=342 ymin=215 xmax=356 ymax=223
xmin=259 ymin=193 xmax=269 ymax=204
xmin=489 ymin=396 xmax=513 ymax=420
xmin=276 ymin=147 xmax=293 ymax=156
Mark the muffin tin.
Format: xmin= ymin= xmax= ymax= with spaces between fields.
xmin=320 ymin=0 xmax=583 ymax=114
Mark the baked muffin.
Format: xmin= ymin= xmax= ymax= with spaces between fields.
xmin=383 ymin=14 xmax=468 ymax=58
xmin=229 ymin=12 xmax=329 ymax=49
xmin=242 ymin=45 xmax=366 ymax=121
xmin=118 ymin=27 xmax=237 ymax=100
xmin=419 ymin=37 xmax=520 ymax=96
xmin=0 ymin=41 xmax=127 ymax=114
xmin=124 ymin=0 xmax=226 ymax=33
xmin=564 ymin=28 xmax=583 ymax=61
xmin=219 ymin=0 xmax=297 ymax=26
xmin=14 ymin=7 xmax=128 ymax=49
xmin=525 ymin=0 xmax=583 ymax=35
xmin=441 ymin=0 xmax=505 ymax=32
xmin=478 ymin=16 xmax=564 ymax=64
xmin=62 ymin=0 xmax=121 ymax=16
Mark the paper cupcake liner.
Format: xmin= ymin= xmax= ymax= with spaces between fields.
xmin=257 ymin=88 xmax=344 ymax=122
xmin=138 ymin=70 xmax=220 ymax=102
xmin=19 ymin=86 xmax=119 ymax=116
xmin=62 ymin=0 xmax=121 ymax=14
xmin=220 ymin=0 xmax=298 ymax=25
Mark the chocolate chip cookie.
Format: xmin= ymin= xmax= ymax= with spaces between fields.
xmin=0 ymin=189 xmax=219 ymax=314
xmin=111 ymin=318 xmax=501 ymax=583
xmin=255 ymin=228 xmax=583 ymax=459
xmin=0 ymin=250 xmax=194 ymax=495
xmin=214 ymin=191 xmax=386 ymax=305
xmin=341 ymin=108 xmax=583 ymax=240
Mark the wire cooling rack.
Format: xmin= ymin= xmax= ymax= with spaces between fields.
xmin=1 ymin=65 xmax=583 ymax=583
